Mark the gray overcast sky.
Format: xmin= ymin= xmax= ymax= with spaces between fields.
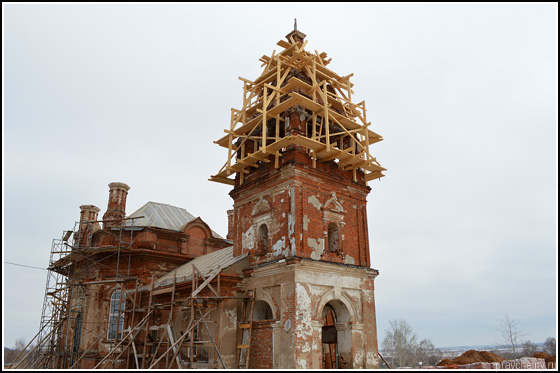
xmin=3 ymin=3 xmax=557 ymax=349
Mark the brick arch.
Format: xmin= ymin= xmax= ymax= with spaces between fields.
xmin=255 ymin=290 xmax=278 ymax=320
xmin=314 ymin=289 xmax=357 ymax=323
xmin=182 ymin=217 xmax=213 ymax=236
xmin=182 ymin=218 xmax=213 ymax=256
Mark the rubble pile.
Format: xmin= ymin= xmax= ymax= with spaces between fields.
xmin=532 ymin=352 xmax=556 ymax=369
xmin=436 ymin=349 xmax=504 ymax=367
xmin=435 ymin=349 xmax=552 ymax=369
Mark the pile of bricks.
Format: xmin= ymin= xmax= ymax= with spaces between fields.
xmin=421 ymin=357 xmax=547 ymax=369
xmin=501 ymin=357 xmax=547 ymax=369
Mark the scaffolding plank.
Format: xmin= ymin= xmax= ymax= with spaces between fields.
xmin=365 ymin=171 xmax=385 ymax=181
xmin=280 ymin=77 xmax=313 ymax=95
xmin=290 ymin=92 xmax=381 ymax=141
xmin=265 ymin=96 xmax=297 ymax=117
xmin=290 ymin=135 xmax=327 ymax=152
xmin=209 ymin=175 xmax=235 ymax=186
xmin=265 ymin=136 xmax=293 ymax=152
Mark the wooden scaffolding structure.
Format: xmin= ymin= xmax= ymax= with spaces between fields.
xmin=9 ymin=217 xmax=141 ymax=369
xmin=79 ymin=264 xmax=251 ymax=369
xmin=11 ymin=217 xmax=250 ymax=370
xmin=210 ymin=28 xmax=386 ymax=186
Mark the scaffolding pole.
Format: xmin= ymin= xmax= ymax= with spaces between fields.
xmin=28 ymin=216 xmax=141 ymax=369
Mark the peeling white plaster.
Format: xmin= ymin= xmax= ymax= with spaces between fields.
xmin=298 ymin=359 xmax=307 ymax=369
xmin=288 ymin=204 xmax=295 ymax=234
xmin=282 ymin=212 xmax=285 ymax=218
xmin=344 ymin=254 xmax=355 ymax=265
xmin=303 ymin=215 xmax=310 ymax=231
xmin=367 ymin=352 xmax=379 ymax=367
xmin=308 ymin=238 xmax=324 ymax=260
xmin=309 ymin=285 xmax=329 ymax=298
xmin=355 ymin=350 xmax=364 ymax=367
xmin=224 ymin=309 xmax=237 ymax=331
xmin=300 ymin=341 xmax=311 ymax=353
xmin=295 ymin=283 xmax=313 ymax=347
xmin=288 ymin=187 xmax=296 ymax=256
xmin=242 ymin=227 xmax=255 ymax=251
xmin=307 ymin=195 xmax=322 ymax=210
xmin=312 ymin=337 xmax=320 ymax=354
xmin=362 ymin=288 xmax=374 ymax=303
xmin=284 ymin=187 xmax=296 ymax=256
xmin=272 ymin=236 xmax=286 ymax=256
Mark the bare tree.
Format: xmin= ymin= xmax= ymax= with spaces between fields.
xmin=14 ymin=337 xmax=26 ymax=352
xmin=414 ymin=338 xmax=443 ymax=366
xmin=381 ymin=319 xmax=418 ymax=368
xmin=498 ymin=314 xmax=526 ymax=359
xmin=4 ymin=338 xmax=27 ymax=364
xmin=543 ymin=337 xmax=556 ymax=356
xmin=522 ymin=340 xmax=537 ymax=357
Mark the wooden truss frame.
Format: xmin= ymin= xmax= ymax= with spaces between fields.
xmin=210 ymin=34 xmax=386 ymax=186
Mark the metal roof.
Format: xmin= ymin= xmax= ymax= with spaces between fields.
xmin=124 ymin=201 xmax=224 ymax=239
xmin=136 ymin=246 xmax=247 ymax=291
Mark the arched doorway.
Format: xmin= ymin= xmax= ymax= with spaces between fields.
xmin=321 ymin=300 xmax=352 ymax=369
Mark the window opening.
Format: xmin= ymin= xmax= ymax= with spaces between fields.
xmin=108 ymin=290 xmax=125 ymax=340
xmin=328 ymin=223 xmax=339 ymax=252
xmin=258 ymin=224 xmax=269 ymax=253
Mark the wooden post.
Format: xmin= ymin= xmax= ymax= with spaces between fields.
xmin=324 ymin=83 xmax=330 ymax=152
xmin=190 ymin=267 xmax=195 ymax=368
xmin=127 ymin=279 xmax=139 ymax=369
xmin=262 ymin=85 xmax=268 ymax=154
xmin=215 ymin=273 xmax=221 ymax=368
xmin=141 ymin=274 xmax=154 ymax=369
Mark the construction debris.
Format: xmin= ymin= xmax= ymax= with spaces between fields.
xmin=435 ymin=349 xmax=555 ymax=370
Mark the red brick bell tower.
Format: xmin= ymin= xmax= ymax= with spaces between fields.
xmin=211 ymin=28 xmax=385 ymax=369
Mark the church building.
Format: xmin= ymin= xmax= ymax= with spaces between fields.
xmin=24 ymin=26 xmax=386 ymax=370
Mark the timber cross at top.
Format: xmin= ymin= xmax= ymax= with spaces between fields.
xmin=209 ymin=26 xmax=386 ymax=186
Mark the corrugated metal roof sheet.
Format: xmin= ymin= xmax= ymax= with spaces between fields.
xmin=124 ymin=201 xmax=224 ymax=239
xmin=136 ymin=246 xmax=247 ymax=291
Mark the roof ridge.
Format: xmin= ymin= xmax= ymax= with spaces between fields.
xmin=124 ymin=201 xmax=223 ymax=238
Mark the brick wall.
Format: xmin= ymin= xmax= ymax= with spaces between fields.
xmin=249 ymin=321 xmax=274 ymax=369
xmin=230 ymin=147 xmax=371 ymax=268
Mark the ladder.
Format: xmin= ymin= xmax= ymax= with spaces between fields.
xmin=236 ymin=289 xmax=255 ymax=369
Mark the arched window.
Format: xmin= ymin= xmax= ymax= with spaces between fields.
xmin=108 ymin=290 xmax=125 ymax=340
xmin=328 ymin=222 xmax=339 ymax=252
xmin=257 ymin=224 xmax=269 ymax=253
xmin=253 ymin=300 xmax=274 ymax=321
